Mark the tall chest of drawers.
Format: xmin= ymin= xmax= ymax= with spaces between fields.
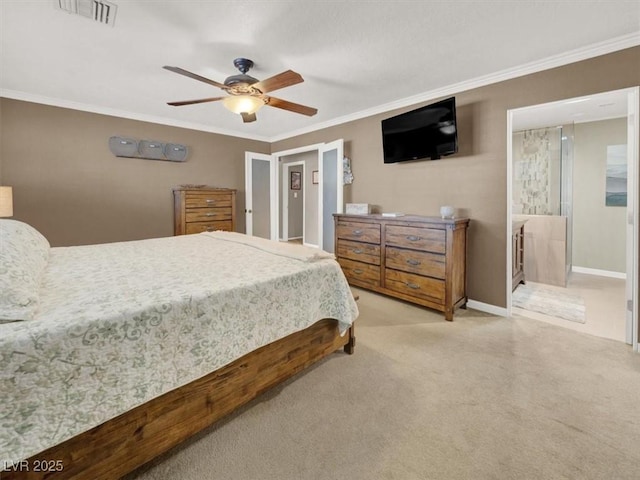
xmin=173 ymin=187 xmax=237 ymax=235
xmin=334 ymin=214 xmax=469 ymax=321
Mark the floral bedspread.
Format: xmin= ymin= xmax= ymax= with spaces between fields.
xmin=0 ymin=233 xmax=358 ymax=463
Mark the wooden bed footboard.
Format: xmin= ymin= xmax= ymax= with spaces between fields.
xmin=1 ymin=320 xmax=355 ymax=480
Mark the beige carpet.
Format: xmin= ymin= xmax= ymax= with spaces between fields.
xmin=127 ymin=288 xmax=640 ymax=480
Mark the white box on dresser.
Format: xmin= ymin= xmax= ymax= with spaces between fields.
xmin=345 ymin=203 xmax=371 ymax=215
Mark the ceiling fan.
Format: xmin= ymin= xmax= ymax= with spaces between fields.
xmin=163 ymin=58 xmax=318 ymax=123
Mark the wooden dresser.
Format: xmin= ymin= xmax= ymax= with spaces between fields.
xmin=173 ymin=186 xmax=236 ymax=235
xmin=334 ymin=214 xmax=469 ymax=321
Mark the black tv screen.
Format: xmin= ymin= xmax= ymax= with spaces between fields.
xmin=382 ymin=96 xmax=458 ymax=163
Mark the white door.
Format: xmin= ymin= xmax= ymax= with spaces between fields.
xmin=244 ymin=152 xmax=276 ymax=239
xmin=318 ymin=139 xmax=344 ymax=252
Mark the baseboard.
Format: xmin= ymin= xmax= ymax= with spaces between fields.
xmin=572 ymin=266 xmax=626 ymax=279
xmin=466 ymin=299 xmax=508 ymax=317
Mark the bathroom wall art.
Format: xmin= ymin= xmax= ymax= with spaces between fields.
xmin=605 ymin=144 xmax=627 ymax=206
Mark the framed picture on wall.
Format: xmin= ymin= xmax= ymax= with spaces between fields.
xmin=605 ymin=144 xmax=627 ymax=206
xmin=312 ymin=170 xmax=319 ymax=184
xmin=290 ymin=171 xmax=301 ymax=190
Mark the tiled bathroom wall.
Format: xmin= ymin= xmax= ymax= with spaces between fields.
xmin=513 ymin=127 xmax=562 ymax=215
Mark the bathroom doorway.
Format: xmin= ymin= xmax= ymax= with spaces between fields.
xmin=506 ymin=87 xmax=638 ymax=350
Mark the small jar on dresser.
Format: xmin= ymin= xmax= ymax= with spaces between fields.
xmin=173 ymin=186 xmax=237 ymax=235
xmin=334 ymin=213 xmax=469 ymax=321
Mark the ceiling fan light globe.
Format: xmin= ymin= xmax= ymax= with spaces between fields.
xmin=223 ymin=95 xmax=264 ymax=115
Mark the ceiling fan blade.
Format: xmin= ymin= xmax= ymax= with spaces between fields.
xmin=163 ymin=66 xmax=227 ymax=89
xmin=167 ymin=97 xmax=225 ymax=106
xmin=253 ymin=70 xmax=303 ymax=94
xmin=241 ymin=112 xmax=257 ymax=123
xmin=265 ymin=96 xmax=318 ymax=116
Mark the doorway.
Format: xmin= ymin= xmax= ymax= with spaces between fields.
xmin=244 ymin=139 xmax=344 ymax=252
xmin=506 ymin=87 xmax=639 ymax=351
xmin=281 ymin=161 xmax=306 ymax=244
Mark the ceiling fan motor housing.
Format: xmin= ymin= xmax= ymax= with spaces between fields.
xmin=224 ymin=73 xmax=259 ymax=87
xmin=225 ymin=58 xmax=259 ymax=88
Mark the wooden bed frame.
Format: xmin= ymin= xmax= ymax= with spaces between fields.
xmin=2 ymin=320 xmax=355 ymax=480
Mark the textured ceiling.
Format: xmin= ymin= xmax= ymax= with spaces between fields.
xmin=1 ymin=1 xmax=639 ymax=141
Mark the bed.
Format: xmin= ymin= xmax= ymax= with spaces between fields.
xmin=0 ymin=219 xmax=358 ymax=479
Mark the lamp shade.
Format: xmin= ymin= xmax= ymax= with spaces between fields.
xmin=222 ymin=95 xmax=265 ymax=115
xmin=0 ymin=186 xmax=13 ymax=217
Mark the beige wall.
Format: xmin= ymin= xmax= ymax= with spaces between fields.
xmin=271 ymin=47 xmax=640 ymax=308
xmin=573 ymin=118 xmax=627 ymax=273
xmin=0 ymin=99 xmax=269 ymax=246
xmin=1 ymin=47 xmax=638 ymax=309
xmin=0 ymin=99 xmax=3 ymax=180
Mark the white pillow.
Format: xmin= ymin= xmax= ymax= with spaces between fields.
xmin=0 ymin=219 xmax=50 ymax=322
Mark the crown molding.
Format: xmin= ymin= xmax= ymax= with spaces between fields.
xmin=1 ymin=32 xmax=638 ymax=144
xmin=0 ymin=89 xmax=271 ymax=143
xmin=269 ymin=32 xmax=640 ymax=143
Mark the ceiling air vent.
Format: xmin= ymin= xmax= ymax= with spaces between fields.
xmin=55 ymin=0 xmax=118 ymax=26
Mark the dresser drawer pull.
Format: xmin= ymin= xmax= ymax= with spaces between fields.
xmin=205 ymin=213 xmax=217 ymax=217
xmin=206 ymin=199 xmax=216 ymax=204
xmin=353 ymin=248 xmax=364 ymax=254
xmin=406 ymin=259 xmax=421 ymax=266
xmin=353 ymin=268 xmax=364 ymax=275
xmin=405 ymin=282 xmax=420 ymax=289
xmin=406 ymin=235 xmax=421 ymax=242
xmin=352 ymin=229 xmax=363 ymax=236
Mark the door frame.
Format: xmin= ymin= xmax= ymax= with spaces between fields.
xmin=626 ymin=87 xmax=639 ymax=350
xmin=506 ymin=86 xmax=639 ymax=351
xmin=272 ymin=143 xmax=323 ymax=247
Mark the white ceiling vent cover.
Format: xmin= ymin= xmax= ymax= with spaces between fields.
xmin=55 ymin=0 xmax=117 ymax=26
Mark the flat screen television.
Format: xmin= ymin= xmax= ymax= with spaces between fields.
xmin=381 ymin=96 xmax=458 ymax=163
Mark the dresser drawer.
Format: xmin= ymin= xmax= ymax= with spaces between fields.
xmin=185 ymin=221 xmax=233 ymax=234
xmin=336 ymin=221 xmax=381 ymax=244
xmin=186 ymin=208 xmax=233 ymax=223
xmin=338 ymin=258 xmax=380 ymax=288
xmin=337 ymin=239 xmax=381 ymax=265
xmin=385 ymin=269 xmax=445 ymax=303
xmin=385 ymin=246 xmax=445 ymax=279
xmin=385 ymin=225 xmax=445 ymax=253
xmin=185 ymin=193 xmax=233 ymax=209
